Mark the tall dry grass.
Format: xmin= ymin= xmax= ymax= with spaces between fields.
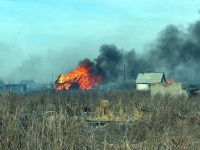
xmin=0 ymin=90 xmax=199 ymax=149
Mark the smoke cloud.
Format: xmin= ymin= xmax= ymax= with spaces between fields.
xmin=92 ymin=45 xmax=154 ymax=83
xmin=94 ymin=44 xmax=123 ymax=82
xmin=90 ymin=19 xmax=200 ymax=83
xmin=2 ymin=18 xmax=200 ymax=84
xmin=147 ymin=20 xmax=200 ymax=83
xmin=4 ymin=48 xmax=84 ymax=84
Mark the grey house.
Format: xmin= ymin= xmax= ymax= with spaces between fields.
xmin=0 ymin=81 xmax=5 ymax=92
xmin=5 ymin=84 xmax=27 ymax=93
xmin=136 ymin=72 xmax=166 ymax=91
xmin=19 ymin=80 xmax=36 ymax=91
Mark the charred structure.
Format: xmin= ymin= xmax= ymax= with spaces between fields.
xmin=54 ymin=60 xmax=102 ymax=90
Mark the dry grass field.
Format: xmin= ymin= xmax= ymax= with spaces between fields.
xmin=0 ymin=90 xmax=200 ymax=150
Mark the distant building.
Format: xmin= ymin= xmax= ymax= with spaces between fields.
xmin=136 ymin=72 xmax=166 ymax=91
xmin=5 ymin=84 xmax=27 ymax=94
xmin=0 ymin=81 xmax=5 ymax=92
xmin=19 ymin=80 xmax=36 ymax=91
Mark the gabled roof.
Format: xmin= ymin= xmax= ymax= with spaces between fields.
xmin=19 ymin=80 xmax=35 ymax=85
xmin=136 ymin=72 xmax=166 ymax=84
xmin=0 ymin=81 xmax=4 ymax=87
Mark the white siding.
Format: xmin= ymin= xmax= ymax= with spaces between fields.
xmin=137 ymin=84 xmax=150 ymax=91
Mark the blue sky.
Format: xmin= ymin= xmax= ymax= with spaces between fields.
xmin=0 ymin=0 xmax=200 ymax=83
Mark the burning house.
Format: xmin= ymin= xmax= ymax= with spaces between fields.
xmin=0 ymin=81 xmax=5 ymax=92
xmin=136 ymin=72 xmax=166 ymax=91
xmin=54 ymin=60 xmax=102 ymax=91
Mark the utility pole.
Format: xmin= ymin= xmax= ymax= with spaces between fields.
xmin=52 ymin=72 xmax=53 ymax=83
xmin=124 ymin=64 xmax=126 ymax=84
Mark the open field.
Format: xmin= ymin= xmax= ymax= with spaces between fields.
xmin=0 ymin=90 xmax=200 ymax=150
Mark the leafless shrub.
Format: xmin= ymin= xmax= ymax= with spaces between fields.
xmin=0 ymin=90 xmax=199 ymax=149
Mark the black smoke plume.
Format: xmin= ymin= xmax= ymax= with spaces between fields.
xmin=148 ymin=20 xmax=200 ymax=82
xmin=94 ymin=44 xmax=123 ymax=82
xmin=89 ymin=19 xmax=200 ymax=83
xmin=88 ymin=44 xmax=154 ymax=83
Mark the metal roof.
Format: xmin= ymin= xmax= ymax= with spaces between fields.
xmin=136 ymin=72 xmax=166 ymax=84
xmin=19 ymin=80 xmax=35 ymax=85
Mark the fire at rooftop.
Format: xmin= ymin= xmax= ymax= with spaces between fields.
xmin=55 ymin=60 xmax=102 ymax=90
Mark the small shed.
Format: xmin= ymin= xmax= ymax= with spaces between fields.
xmin=0 ymin=81 xmax=5 ymax=92
xmin=19 ymin=80 xmax=36 ymax=91
xmin=136 ymin=72 xmax=166 ymax=91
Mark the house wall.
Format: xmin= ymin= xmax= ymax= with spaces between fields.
xmin=0 ymin=86 xmax=4 ymax=92
xmin=5 ymin=84 xmax=27 ymax=94
xmin=0 ymin=82 xmax=5 ymax=92
xmin=136 ymin=84 xmax=150 ymax=91
xmin=27 ymin=83 xmax=36 ymax=91
xmin=151 ymin=83 xmax=188 ymax=99
xmin=19 ymin=81 xmax=36 ymax=91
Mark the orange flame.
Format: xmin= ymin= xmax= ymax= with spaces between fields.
xmin=167 ymin=79 xmax=175 ymax=84
xmin=55 ymin=61 xmax=102 ymax=90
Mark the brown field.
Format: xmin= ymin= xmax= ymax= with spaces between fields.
xmin=0 ymin=90 xmax=200 ymax=150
